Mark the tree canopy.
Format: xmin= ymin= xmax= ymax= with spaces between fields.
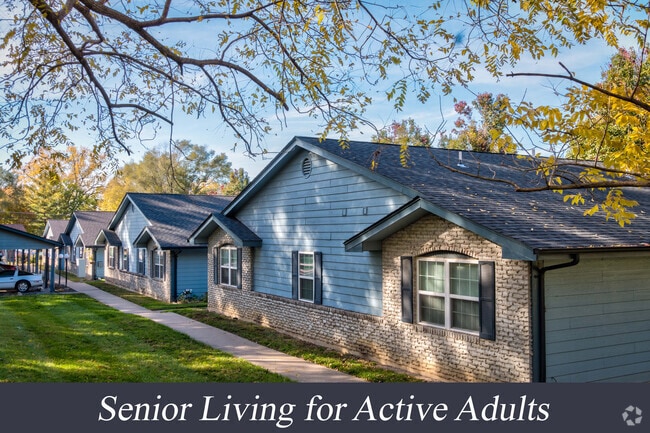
xmin=2 ymin=1 xmax=650 ymax=224
xmin=99 ymin=140 xmax=237 ymax=210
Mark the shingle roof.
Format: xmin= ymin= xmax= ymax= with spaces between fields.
xmin=124 ymin=193 xmax=235 ymax=248
xmin=70 ymin=211 xmax=115 ymax=247
xmin=44 ymin=219 xmax=68 ymax=240
xmin=300 ymin=137 xmax=650 ymax=253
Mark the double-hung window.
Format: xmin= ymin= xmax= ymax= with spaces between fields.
xmin=417 ymin=257 xmax=480 ymax=333
xmin=291 ymin=251 xmax=322 ymax=304
xmin=121 ymin=248 xmax=129 ymax=272
xmin=219 ymin=246 xmax=239 ymax=287
xmin=137 ymin=248 xmax=146 ymax=275
xmin=152 ymin=250 xmax=165 ymax=280
xmin=298 ymin=252 xmax=315 ymax=302
xmin=108 ymin=247 xmax=116 ymax=268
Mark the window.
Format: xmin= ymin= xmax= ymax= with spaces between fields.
xmin=291 ymin=251 xmax=322 ymax=304
xmin=108 ymin=247 xmax=116 ymax=268
xmin=417 ymin=257 xmax=480 ymax=333
xmin=298 ymin=252 xmax=315 ymax=301
xmin=218 ymin=246 xmax=238 ymax=287
xmin=78 ymin=246 xmax=84 ymax=259
xmin=121 ymin=248 xmax=129 ymax=271
xmin=152 ymin=250 xmax=165 ymax=280
xmin=137 ymin=248 xmax=146 ymax=275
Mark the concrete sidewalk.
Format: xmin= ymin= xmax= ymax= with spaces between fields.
xmin=66 ymin=281 xmax=365 ymax=383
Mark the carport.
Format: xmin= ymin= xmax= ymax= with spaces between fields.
xmin=0 ymin=224 xmax=61 ymax=292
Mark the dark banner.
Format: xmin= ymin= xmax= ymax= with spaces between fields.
xmin=1 ymin=383 xmax=646 ymax=432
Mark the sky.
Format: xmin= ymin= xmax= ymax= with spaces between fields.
xmin=0 ymin=2 xmax=626 ymax=181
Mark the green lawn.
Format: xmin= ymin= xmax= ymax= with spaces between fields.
xmin=0 ymin=294 xmax=289 ymax=382
xmin=90 ymin=281 xmax=422 ymax=382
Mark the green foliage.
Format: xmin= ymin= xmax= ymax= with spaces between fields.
xmin=100 ymin=140 xmax=235 ymax=210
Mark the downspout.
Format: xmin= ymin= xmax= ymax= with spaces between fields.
xmin=533 ymin=253 xmax=580 ymax=382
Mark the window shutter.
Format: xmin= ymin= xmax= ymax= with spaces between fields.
xmin=236 ymin=248 xmax=243 ymax=289
xmin=401 ymin=256 xmax=414 ymax=323
xmin=479 ymin=261 xmax=496 ymax=340
xmin=214 ymin=248 xmax=220 ymax=285
xmin=162 ymin=251 xmax=167 ymax=282
xmin=314 ymin=252 xmax=323 ymax=305
xmin=291 ymin=251 xmax=299 ymax=300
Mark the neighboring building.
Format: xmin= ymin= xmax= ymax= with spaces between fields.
xmin=97 ymin=193 xmax=233 ymax=302
xmin=190 ymin=136 xmax=650 ymax=383
xmin=62 ymin=211 xmax=115 ymax=279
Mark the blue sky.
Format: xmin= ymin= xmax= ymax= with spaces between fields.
xmin=0 ymin=2 xmax=626 ymax=180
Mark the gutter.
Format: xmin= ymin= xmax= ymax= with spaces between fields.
xmin=532 ymin=254 xmax=580 ymax=382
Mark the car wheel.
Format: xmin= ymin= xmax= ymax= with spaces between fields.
xmin=15 ymin=280 xmax=30 ymax=293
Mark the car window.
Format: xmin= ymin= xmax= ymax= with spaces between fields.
xmin=0 ymin=270 xmax=14 ymax=277
xmin=18 ymin=270 xmax=32 ymax=276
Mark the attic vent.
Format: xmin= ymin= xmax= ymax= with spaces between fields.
xmin=301 ymin=157 xmax=312 ymax=178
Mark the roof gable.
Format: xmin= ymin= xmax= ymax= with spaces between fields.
xmin=231 ymin=136 xmax=650 ymax=256
xmin=110 ymin=193 xmax=235 ymax=249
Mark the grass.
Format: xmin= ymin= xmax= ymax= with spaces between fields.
xmin=88 ymin=280 xmax=422 ymax=382
xmin=0 ymin=293 xmax=289 ymax=382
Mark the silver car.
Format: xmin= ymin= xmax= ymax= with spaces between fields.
xmin=0 ymin=269 xmax=44 ymax=292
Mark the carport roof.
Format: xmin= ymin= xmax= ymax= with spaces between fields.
xmin=0 ymin=224 xmax=62 ymax=250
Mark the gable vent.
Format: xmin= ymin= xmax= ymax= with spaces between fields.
xmin=301 ymin=157 xmax=312 ymax=178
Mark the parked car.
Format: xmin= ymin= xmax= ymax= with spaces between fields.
xmin=0 ymin=269 xmax=43 ymax=292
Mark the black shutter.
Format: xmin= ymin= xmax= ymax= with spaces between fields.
xmin=291 ymin=251 xmax=299 ymax=299
xmin=314 ymin=252 xmax=322 ymax=305
xmin=236 ymin=248 xmax=243 ymax=289
xmin=479 ymin=261 xmax=496 ymax=340
xmin=214 ymin=248 xmax=219 ymax=285
xmin=401 ymin=256 xmax=414 ymax=323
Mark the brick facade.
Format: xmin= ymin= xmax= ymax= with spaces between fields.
xmin=102 ymin=242 xmax=172 ymax=302
xmin=207 ymin=214 xmax=533 ymax=382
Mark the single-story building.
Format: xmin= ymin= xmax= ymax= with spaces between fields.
xmin=98 ymin=193 xmax=233 ymax=302
xmin=190 ymin=136 xmax=650 ymax=382
xmin=62 ymin=211 xmax=114 ymax=279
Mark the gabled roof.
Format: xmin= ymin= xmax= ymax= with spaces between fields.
xmin=228 ymin=136 xmax=650 ymax=259
xmin=95 ymin=229 xmax=122 ymax=246
xmin=65 ymin=211 xmax=114 ymax=248
xmin=43 ymin=219 xmax=68 ymax=240
xmin=109 ymin=193 xmax=235 ymax=249
xmin=190 ymin=213 xmax=262 ymax=247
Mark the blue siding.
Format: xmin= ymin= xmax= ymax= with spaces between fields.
xmin=177 ymin=249 xmax=208 ymax=297
xmin=114 ymin=202 xmax=149 ymax=271
xmin=236 ymin=150 xmax=409 ymax=315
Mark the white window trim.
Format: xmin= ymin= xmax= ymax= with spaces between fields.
xmin=416 ymin=257 xmax=480 ymax=334
xmin=298 ymin=251 xmax=315 ymax=303
xmin=153 ymin=250 xmax=165 ymax=280
xmin=137 ymin=248 xmax=146 ymax=275
xmin=219 ymin=246 xmax=238 ymax=287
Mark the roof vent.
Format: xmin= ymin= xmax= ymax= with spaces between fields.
xmin=457 ymin=151 xmax=467 ymax=168
xmin=301 ymin=157 xmax=312 ymax=178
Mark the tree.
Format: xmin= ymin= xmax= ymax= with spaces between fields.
xmin=441 ymin=93 xmax=509 ymax=153
xmin=221 ymin=168 xmax=250 ymax=196
xmin=99 ymin=140 xmax=233 ymax=210
xmin=0 ymin=168 xmax=28 ymax=228
xmin=2 ymin=1 xmax=650 ymax=223
xmin=17 ymin=145 xmax=107 ymax=233
xmin=372 ymin=118 xmax=432 ymax=167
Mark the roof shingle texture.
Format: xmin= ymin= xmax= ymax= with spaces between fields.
xmin=304 ymin=137 xmax=650 ymax=252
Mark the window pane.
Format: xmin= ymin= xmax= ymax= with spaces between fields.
xmin=221 ymin=249 xmax=230 ymax=266
xmin=450 ymin=263 xmax=479 ymax=297
xmin=230 ymin=249 xmax=238 ymax=267
xmin=221 ymin=267 xmax=230 ymax=286
xmin=419 ymin=295 xmax=445 ymax=325
xmin=451 ymin=299 xmax=480 ymax=331
xmin=299 ymin=253 xmax=314 ymax=277
xmin=230 ymin=268 xmax=238 ymax=286
xmin=300 ymin=278 xmax=314 ymax=301
xmin=419 ymin=261 xmax=444 ymax=293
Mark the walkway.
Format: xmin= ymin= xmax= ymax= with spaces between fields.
xmin=66 ymin=281 xmax=365 ymax=383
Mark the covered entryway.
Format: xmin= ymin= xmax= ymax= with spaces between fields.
xmin=544 ymin=254 xmax=650 ymax=382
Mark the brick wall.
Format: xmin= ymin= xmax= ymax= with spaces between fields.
xmin=207 ymin=215 xmax=533 ymax=382
xmin=102 ymin=242 xmax=171 ymax=301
